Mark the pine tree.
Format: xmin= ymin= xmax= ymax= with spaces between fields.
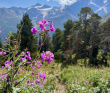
xmin=78 ymin=7 xmax=93 ymax=65
xmin=89 ymin=13 xmax=101 ymax=65
xmin=52 ymin=28 xmax=63 ymax=52
xmin=100 ymin=18 xmax=110 ymax=66
xmin=63 ymin=20 xmax=74 ymax=51
xmin=17 ymin=13 xmax=34 ymax=53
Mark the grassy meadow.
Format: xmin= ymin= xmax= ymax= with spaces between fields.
xmin=1 ymin=60 xmax=110 ymax=93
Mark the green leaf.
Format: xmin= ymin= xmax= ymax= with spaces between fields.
xmin=0 ymin=89 xmax=3 ymax=93
xmin=16 ymin=59 xmax=26 ymax=68
xmin=8 ymin=66 xmax=12 ymax=71
xmin=12 ymin=87 xmax=21 ymax=93
xmin=14 ymin=76 xmax=26 ymax=87
xmin=15 ymin=52 xmax=23 ymax=63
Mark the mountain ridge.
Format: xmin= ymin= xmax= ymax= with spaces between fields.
xmin=0 ymin=0 xmax=110 ymax=42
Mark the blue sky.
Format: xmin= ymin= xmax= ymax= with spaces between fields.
xmin=0 ymin=0 xmax=78 ymax=8
xmin=0 ymin=0 xmax=60 ymax=8
xmin=0 ymin=0 xmax=108 ymax=8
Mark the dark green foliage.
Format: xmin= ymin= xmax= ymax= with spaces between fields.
xmin=39 ymin=31 xmax=52 ymax=52
xmin=17 ymin=13 xmax=35 ymax=53
xmin=51 ymin=7 xmax=110 ymax=66
xmin=10 ymin=33 xmax=17 ymax=47
xmin=54 ymin=49 xmax=63 ymax=60
xmin=88 ymin=13 xmax=101 ymax=65
xmin=63 ymin=20 xmax=74 ymax=51
xmin=52 ymin=28 xmax=63 ymax=52
xmin=99 ymin=18 xmax=110 ymax=66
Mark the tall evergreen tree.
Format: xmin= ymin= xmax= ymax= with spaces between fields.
xmin=52 ymin=28 xmax=63 ymax=52
xmin=100 ymin=18 xmax=110 ymax=66
xmin=62 ymin=20 xmax=80 ymax=63
xmin=17 ymin=13 xmax=34 ymax=53
xmin=78 ymin=7 xmax=93 ymax=65
xmin=63 ymin=20 xmax=74 ymax=51
xmin=89 ymin=13 xmax=101 ymax=65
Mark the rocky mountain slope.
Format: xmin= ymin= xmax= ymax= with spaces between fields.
xmin=0 ymin=0 xmax=110 ymax=42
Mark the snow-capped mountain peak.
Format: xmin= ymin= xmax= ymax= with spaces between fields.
xmin=1 ymin=1 xmax=110 ymax=42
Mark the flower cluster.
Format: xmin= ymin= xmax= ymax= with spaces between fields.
xmin=22 ymin=51 xmax=31 ymax=61
xmin=5 ymin=38 xmax=9 ymax=42
xmin=35 ymin=72 xmax=46 ymax=83
xmin=83 ymin=79 xmax=94 ymax=86
xmin=41 ymin=51 xmax=54 ymax=64
xmin=31 ymin=19 xmax=55 ymax=34
xmin=0 ymin=74 xmax=7 ymax=80
xmin=26 ymin=71 xmax=46 ymax=85
xmin=39 ymin=19 xmax=48 ymax=30
xmin=18 ymin=67 xmax=22 ymax=74
xmin=4 ymin=60 xmax=13 ymax=68
xmin=31 ymin=27 xmax=37 ymax=34
xmin=0 ymin=19 xmax=55 ymax=92
xmin=25 ymin=64 xmax=46 ymax=85
xmin=30 ymin=64 xmax=37 ymax=71
xmin=50 ymin=21 xmax=55 ymax=31
xmin=34 ymin=61 xmax=42 ymax=68
xmin=40 ymin=72 xmax=46 ymax=80
xmin=0 ymin=51 xmax=6 ymax=56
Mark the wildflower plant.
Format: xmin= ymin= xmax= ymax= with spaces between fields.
xmin=0 ymin=19 xmax=55 ymax=93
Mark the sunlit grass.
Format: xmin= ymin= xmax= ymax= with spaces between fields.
xmin=0 ymin=60 xmax=110 ymax=92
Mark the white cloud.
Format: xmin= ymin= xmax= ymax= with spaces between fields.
xmin=54 ymin=0 xmax=77 ymax=5
xmin=47 ymin=0 xmax=50 ymax=1
xmin=104 ymin=0 xmax=108 ymax=4
xmin=89 ymin=0 xmax=100 ymax=8
xmin=95 ymin=3 xmax=107 ymax=14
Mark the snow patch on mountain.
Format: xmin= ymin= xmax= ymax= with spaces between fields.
xmin=55 ymin=0 xmax=77 ymax=5
xmin=28 ymin=6 xmax=43 ymax=10
xmin=49 ymin=14 xmax=62 ymax=19
xmin=28 ymin=7 xmax=32 ymax=10
xmin=38 ymin=8 xmax=53 ymax=18
xmin=60 ymin=5 xmax=65 ymax=12
xmin=34 ymin=6 xmax=43 ymax=9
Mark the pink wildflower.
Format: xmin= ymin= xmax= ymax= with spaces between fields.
xmin=18 ymin=67 xmax=22 ymax=74
xmin=41 ymin=51 xmax=54 ymax=64
xmin=40 ymin=72 xmax=46 ymax=79
xmin=27 ymin=80 xmax=30 ymax=83
xmin=40 ymin=64 xmax=42 ymax=66
xmin=31 ymin=83 xmax=33 ymax=85
xmin=36 ymin=71 xmax=39 ymax=75
xmin=31 ymin=72 xmax=34 ymax=76
xmin=31 ymin=27 xmax=37 ymax=34
xmin=28 ymin=62 xmax=31 ymax=64
xmin=35 ymin=77 xmax=40 ymax=83
xmin=2 ymin=74 xmax=7 ymax=80
xmin=38 ymin=19 xmax=48 ymax=30
xmin=2 ymin=66 xmax=4 ymax=69
xmin=50 ymin=21 xmax=55 ymax=32
xmin=91 ymin=82 xmax=93 ymax=84
xmin=4 ymin=60 xmax=9 ymax=67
